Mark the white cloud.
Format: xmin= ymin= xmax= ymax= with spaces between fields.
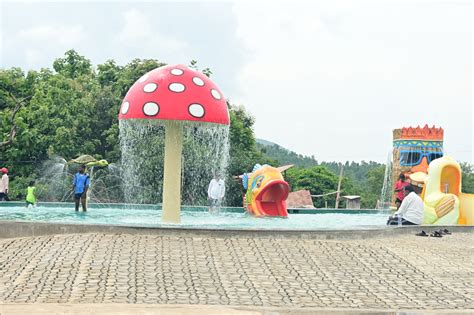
xmin=6 ymin=24 xmax=87 ymax=67
xmin=232 ymin=1 xmax=472 ymax=162
xmin=24 ymin=49 xmax=42 ymax=65
xmin=115 ymin=9 xmax=188 ymax=62
xmin=19 ymin=25 xmax=85 ymax=47
xmin=1 ymin=1 xmax=470 ymax=162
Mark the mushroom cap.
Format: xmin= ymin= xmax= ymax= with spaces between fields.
xmin=118 ymin=64 xmax=229 ymax=125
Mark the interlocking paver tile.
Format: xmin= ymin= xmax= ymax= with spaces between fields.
xmin=0 ymin=232 xmax=472 ymax=310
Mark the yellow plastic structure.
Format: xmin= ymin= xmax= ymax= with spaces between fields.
xmin=417 ymin=156 xmax=474 ymax=225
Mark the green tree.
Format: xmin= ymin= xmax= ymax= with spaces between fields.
xmin=0 ymin=49 xmax=396 ymax=209
xmin=189 ymin=60 xmax=212 ymax=77
xmin=361 ymin=165 xmax=386 ymax=208
xmin=114 ymin=58 xmax=165 ymax=97
xmin=460 ymin=162 xmax=474 ymax=193
xmin=52 ymin=50 xmax=93 ymax=79
xmin=226 ymin=104 xmax=275 ymax=206
xmin=256 ymin=140 xmax=318 ymax=168
xmin=285 ymin=166 xmax=339 ymax=208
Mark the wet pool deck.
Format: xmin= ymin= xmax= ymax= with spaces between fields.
xmin=0 ymin=227 xmax=473 ymax=313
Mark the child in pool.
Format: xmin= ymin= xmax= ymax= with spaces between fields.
xmin=26 ymin=181 xmax=37 ymax=208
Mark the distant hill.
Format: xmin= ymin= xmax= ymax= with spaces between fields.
xmin=257 ymin=138 xmax=384 ymax=184
xmin=256 ymin=139 xmax=318 ymax=168
xmin=257 ymin=139 xmax=386 ymax=208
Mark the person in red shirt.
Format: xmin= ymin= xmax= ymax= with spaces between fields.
xmin=394 ymin=173 xmax=409 ymax=209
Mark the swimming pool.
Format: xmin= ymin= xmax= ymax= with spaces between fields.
xmin=0 ymin=202 xmax=390 ymax=230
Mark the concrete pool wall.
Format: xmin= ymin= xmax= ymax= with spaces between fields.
xmin=0 ymin=202 xmax=471 ymax=240
xmin=1 ymin=219 xmax=472 ymax=240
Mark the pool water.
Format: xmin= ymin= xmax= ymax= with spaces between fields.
xmin=0 ymin=203 xmax=390 ymax=230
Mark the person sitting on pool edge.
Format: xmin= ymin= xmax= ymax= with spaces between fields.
xmin=387 ymin=184 xmax=424 ymax=225
xmin=72 ymin=164 xmax=90 ymax=212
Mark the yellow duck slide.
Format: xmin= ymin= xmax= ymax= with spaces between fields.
xmin=412 ymin=156 xmax=474 ymax=225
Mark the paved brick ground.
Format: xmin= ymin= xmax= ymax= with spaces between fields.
xmin=0 ymin=233 xmax=472 ymax=310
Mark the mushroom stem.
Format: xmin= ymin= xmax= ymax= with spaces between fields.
xmin=162 ymin=120 xmax=183 ymax=223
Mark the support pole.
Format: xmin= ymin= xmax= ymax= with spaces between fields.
xmin=335 ymin=165 xmax=344 ymax=209
xmin=162 ymin=121 xmax=183 ymax=223
xmin=86 ymin=166 xmax=94 ymax=209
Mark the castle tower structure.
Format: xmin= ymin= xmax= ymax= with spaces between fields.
xmin=391 ymin=124 xmax=444 ymax=205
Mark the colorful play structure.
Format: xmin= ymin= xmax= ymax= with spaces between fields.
xmin=392 ymin=125 xmax=473 ymax=225
xmin=242 ymin=164 xmax=290 ymax=217
xmin=391 ymin=125 xmax=444 ymax=201
xmin=119 ymin=64 xmax=229 ymax=223
xmin=411 ymin=156 xmax=474 ymax=225
xmin=110 ymin=63 xmax=473 ymax=225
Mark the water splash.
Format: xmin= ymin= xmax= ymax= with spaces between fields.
xmin=119 ymin=120 xmax=166 ymax=204
xmin=37 ymin=157 xmax=121 ymax=204
xmin=36 ymin=156 xmax=71 ymax=202
xmin=378 ymin=151 xmax=393 ymax=209
xmin=84 ymin=163 xmax=124 ymax=204
xmin=119 ymin=119 xmax=230 ymax=206
xmin=182 ymin=124 xmax=230 ymax=206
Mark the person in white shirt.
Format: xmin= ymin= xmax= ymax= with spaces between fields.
xmin=387 ymin=185 xmax=424 ymax=225
xmin=208 ymin=173 xmax=225 ymax=213
xmin=0 ymin=168 xmax=9 ymax=201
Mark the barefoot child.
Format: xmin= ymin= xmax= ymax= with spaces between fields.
xmin=72 ymin=165 xmax=90 ymax=212
xmin=26 ymin=181 xmax=37 ymax=208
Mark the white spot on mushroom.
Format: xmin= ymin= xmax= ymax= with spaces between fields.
xmin=211 ymin=89 xmax=221 ymax=100
xmin=188 ymin=103 xmax=205 ymax=118
xmin=143 ymin=83 xmax=157 ymax=93
xmin=171 ymin=68 xmax=184 ymax=76
xmin=192 ymin=77 xmax=205 ymax=87
xmin=138 ymin=73 xmax=149 ymax=83
xmin=169 ymin=83 xmax=185 ymax=93
xmin=143 ymin=102 xmax=160 ymax=116
xmin=121 ymin=101 xmax=130 ymax=115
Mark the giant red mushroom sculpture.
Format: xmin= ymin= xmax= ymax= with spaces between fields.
xmin=118 ymin=64 xmax=229 ymax=223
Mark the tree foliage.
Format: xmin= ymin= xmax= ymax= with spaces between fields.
xmin=225 ymin=104 xmax=275 ymax=206
xmin=1 ymin=50 xmax=472 ymax=208
xmin=258 ymin=141 xmax=387 ymax=208
xmin=460 ymin=162 xmax=474 ymax=194
xmin=0 ymin=50 xmax=270 ymax=204
xmin=256 ymin=140 xmax=318 ymax=168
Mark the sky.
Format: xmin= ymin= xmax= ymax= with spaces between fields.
xmin=1 ymin=0 xmax=472 ymax=163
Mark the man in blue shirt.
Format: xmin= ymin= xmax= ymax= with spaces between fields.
xmin=72 ymin=165 xmax=90 ymax=211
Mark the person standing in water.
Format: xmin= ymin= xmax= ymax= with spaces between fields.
xmin=72 ymin=165 xmax=90 ymax=212
xmin=26 ymin=181 xmax=37 ymax=207
xmin=208 ymin=173 xmax=225 ymax=213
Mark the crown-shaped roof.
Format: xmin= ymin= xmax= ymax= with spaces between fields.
xmin=393 ymin=124 xmax=443 ymax=140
